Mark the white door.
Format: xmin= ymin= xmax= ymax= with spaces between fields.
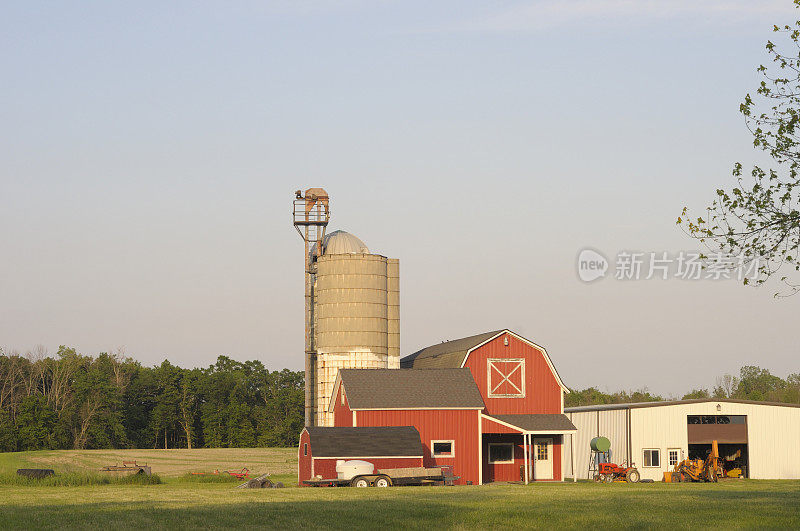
xmin=533 ymin=438 xmax=553 ymax=480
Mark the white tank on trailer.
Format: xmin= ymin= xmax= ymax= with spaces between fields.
xmin=336 ymin=460 xmax=375 ymax=480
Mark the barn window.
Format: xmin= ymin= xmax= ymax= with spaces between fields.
xmin=488 ymin=443 xmax=514 ymax=464
xmin=431 ymin=440 xmax=455 ymax=458
xmin=303 ymin=443 xmax=308 ymax=456
xmin=487 ymin=359 xmax=525 ymax=398
xmin=643 ymin=449 xmax=660 ymax=467
xmin=341 ymin=388 xmax=345 ymax=406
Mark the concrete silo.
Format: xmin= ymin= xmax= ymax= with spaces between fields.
xmin=293 ymin=190 xmax=399 ymax=426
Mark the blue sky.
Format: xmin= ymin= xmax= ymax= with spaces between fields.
xmin=2 ymin=1 xmax=799 ymax=395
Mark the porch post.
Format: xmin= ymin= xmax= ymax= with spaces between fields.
xmin=571 ymin=433 xmax=577 ymax=483
xmin=523 ymin=433 xmax=529 ymax=485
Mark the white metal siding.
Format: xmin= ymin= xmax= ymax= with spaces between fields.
xmin=631 ymin=402 xmax=800 ymax=480
xmin=565 ymin=402 xmax=800 ymax=480
xmin=564 ymin=409 xmax=629 ymax=479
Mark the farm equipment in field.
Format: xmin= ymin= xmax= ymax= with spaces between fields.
xmin=224 ymin=468 xmax=250 ymax=480
xmin=100 ymin=460 xmax=152 ymax=476
xmin=595 ymin=461 xmax=641 ymax=483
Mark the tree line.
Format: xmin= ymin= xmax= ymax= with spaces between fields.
xmin=2 ymin=347 xmax=797 ymax=453
xmin=0 ymin=347 xmax=303 ymax=452
xmin=566 ymin=365 xmax=800 ymax=408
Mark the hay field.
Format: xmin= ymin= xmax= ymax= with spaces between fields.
xmin=1 ymin=447 xmax=296 ymax=478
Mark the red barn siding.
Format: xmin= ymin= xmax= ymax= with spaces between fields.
xmin=465 ymin=333 xmax=561 ymax=415
xmin=356 ymin=409 xmax=481 ymax=485
xmin=312 ymin=457 xmax=423 ymax=481
xmin=333 ymin=385 xmax=354 ymax=427
xmin=298 ymin=429 xmax=313 ymax=485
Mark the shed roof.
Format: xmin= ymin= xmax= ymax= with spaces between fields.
xmin=332 ymin=368 xmax=486 ymax=411
xmin=565 ymin=398 xmax=800 ymax=413
xmin=304 ymin=426 xmax=424 ymax=458
xmin=400 ymin=330 xmax=503 ymax=369
xmin=485 ymin=414 xmax=577 ymax=432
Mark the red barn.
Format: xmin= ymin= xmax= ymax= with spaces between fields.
xmin=327 ymin=329 xmax=576 ymax=485
xmin=298 ymin=426 xmax=425 ymax=485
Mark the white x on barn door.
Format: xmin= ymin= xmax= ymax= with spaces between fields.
xmin=487 ymin=359 xmax=525 ymax=398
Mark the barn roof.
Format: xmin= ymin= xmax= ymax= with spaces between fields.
xmin=565 ymin=398 xmax=800 ymax=412
xmin=304 ymin=426 xmax=424 ymax=457
xmin=400 ymin=329 xmax=569 ymax=392
xmin=400 ymin=330 xmax=503 ymax=369
xmin=485 ymin=414 xmax=577 ymax=432
xmin=331 ymin=368 xmax=486 ymax=411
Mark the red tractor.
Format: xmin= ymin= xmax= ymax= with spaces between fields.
xmin=596 ymin=462 xmax=640 ymax=483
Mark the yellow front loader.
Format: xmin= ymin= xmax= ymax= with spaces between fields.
xmin=665 ymin=440 xmax=723 ymax=483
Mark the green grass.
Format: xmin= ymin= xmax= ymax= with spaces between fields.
xmin=0 ymin=450 xmax=798 ymax=529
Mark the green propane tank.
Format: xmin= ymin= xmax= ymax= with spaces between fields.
xmin=590 ymin=436 xmax=611 ymax=453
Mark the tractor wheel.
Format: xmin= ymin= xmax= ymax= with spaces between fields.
xmin=625 ymin=469 xmax=640 ymax=483
xmin=374 ymin=475 xmax=392 ymax=488
xmin=604 ymin=474 xmax=614 ymax=483
xmin=350 ymin=476 xmax=370 ymax=488
xmin=593 ymin=474 xmax=601 ymax=482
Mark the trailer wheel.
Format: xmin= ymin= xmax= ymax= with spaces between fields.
xmin=351 ymin=476 xmax=370 ymax=488
xmin=625 ymin=469 xmax=640 ymax=483
xmin=374 ymin=475 xmax=391 ymax=488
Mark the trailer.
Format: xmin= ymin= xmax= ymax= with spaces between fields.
xmin=302 ymin=465 xmax=458 ymax=487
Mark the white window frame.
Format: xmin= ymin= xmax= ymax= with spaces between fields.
xmin=643 ymin=448 xmax=661 ymax=468
xmin=431 ymin=440 xmax=455 ymax=458
xmin=487 ymin=443 xmax=514 ymax=464
xmin=667 ymin=448 xmax=680 ymax=468
xmin=487 ymin=358 xmax=526 ymax=398
xmin=303 ymin=443 xmax=308 ymax=456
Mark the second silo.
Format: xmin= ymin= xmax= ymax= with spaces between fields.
xmin=312 ymin=230 xmax=399 ymax=426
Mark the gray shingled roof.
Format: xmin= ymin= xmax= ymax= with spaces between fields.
xmin=305 ymin=426 xmax=424 ymax=457
xmin=400 ymin=330 xmax=503 ymax=369
xmin=338 ymin=368 xmax=486 ymax=410
xmin=488 ymin=414 xmax=577 ymax=432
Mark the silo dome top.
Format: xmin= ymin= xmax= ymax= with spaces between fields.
xmin=312 ymin=230 xmax=369 ymax=256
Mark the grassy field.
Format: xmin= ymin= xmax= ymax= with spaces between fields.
xmin=1 ymin=449 xmax=798 ymax=529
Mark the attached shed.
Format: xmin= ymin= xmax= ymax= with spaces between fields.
xmin=563 ymin=399 xmax=800 ymax=481
xmin=329 ymin=368 xmax=486 ymax=485
xmin=298 ymin=426 xmax=425 ymax=485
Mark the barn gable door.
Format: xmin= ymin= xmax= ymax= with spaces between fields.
xmin=487 ymin=359 xmax=525 ymax=398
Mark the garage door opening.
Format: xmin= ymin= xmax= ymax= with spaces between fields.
xmin=687 ymin=415 xmax=749 ymax=478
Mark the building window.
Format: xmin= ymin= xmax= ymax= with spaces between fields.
xmin=487 ymin=359 xmax=525 ymax=398
xmin=643 ymin=449 xmax=660 ymax=468
xmin=488 ymin=443 xmax=514 ymax=464
xmin=687 ymin=415 xmax=746 ymax=425
xmin=536 ymin=442 xmax=548 ymax=461
xmin=431 ymin=440 xmax=455 ymax=458
xmin=303 ymin=443 xmax=308 ymax=457
xmin=341 ymin=389 xmax=345 ymax=406
xmin=668 ymin=448 xmax=680 ymax=467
